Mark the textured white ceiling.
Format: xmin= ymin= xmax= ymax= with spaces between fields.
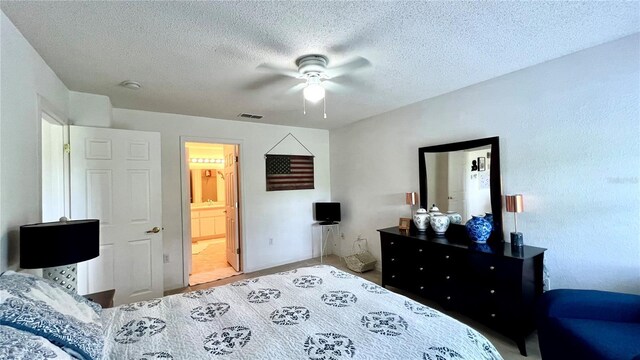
xmin=2 ymin=1 xmax=638 ymax=129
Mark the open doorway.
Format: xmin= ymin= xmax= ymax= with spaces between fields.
xmin=41 ymin=112 xmax=67 ymax=222
xmin=184 ymin=141 xmax=242 ymax=286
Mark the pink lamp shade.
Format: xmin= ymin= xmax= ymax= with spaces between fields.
xmin=505 ymin=194 xmax=524 ymax=213
xmin=406 ymin=192 xmax=418 ymax=206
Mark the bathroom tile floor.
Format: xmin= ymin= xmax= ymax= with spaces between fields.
xmin=189 ymin=238 xmax=240 ymax=285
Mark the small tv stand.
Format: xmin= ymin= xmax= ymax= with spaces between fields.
xmin=313 ymin=222 xmax=340 ymax=263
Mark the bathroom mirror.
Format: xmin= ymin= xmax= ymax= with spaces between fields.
xmin=418 ymin=137 xmax=503 ymax=242
xmin=190 ymin=169 xmax=225 ymax=204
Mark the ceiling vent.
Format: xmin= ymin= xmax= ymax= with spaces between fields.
xmin=238 ymin=113 xmax=263 ymax=119
xmin=119 ymin=80 xmax=142 ymax=90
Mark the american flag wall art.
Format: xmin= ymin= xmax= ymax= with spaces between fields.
xmin=265 ymin=155 xmax=314 ymax=191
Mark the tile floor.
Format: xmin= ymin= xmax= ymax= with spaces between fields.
xmin=189 ymin=238 xmax=240 ymax=285
xmin=168 ymin=254 xmax=541 ymax=360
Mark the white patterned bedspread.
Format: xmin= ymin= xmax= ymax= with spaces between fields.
xmin=101 ymin=265 xmax=502 ymax=360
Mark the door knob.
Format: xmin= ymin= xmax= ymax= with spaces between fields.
xmin=146 ymin=227 xmax=161 ymax=234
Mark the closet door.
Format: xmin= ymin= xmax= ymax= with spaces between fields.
xmin=71 ymin=126 xmax=163 ymax=306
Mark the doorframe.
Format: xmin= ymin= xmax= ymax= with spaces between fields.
xmin=179 ymin=136 xmax=247 ymax=287
xmin=37 ymin=95 xmax=70 ymax=222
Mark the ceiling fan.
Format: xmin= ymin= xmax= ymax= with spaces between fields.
xmin=256 ymin=54 xmax=371 ymax=118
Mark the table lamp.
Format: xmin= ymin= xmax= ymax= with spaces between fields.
xmin=20 ymin=218 xmax=99 ymax=292
xmin=406 ymin=192 xmax=418 ymax=217
xmin=505 ymin=194 xmax=524 ymax=249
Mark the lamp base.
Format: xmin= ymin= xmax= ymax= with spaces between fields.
xmin=43 ymin=264 xmax=78 ymax=292
xmin=510 ymin=232 xmax=524 ymax=249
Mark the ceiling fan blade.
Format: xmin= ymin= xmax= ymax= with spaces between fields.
xmin=256 ymin=63 xmax=301 ymax=78
xmin=240 ymin=74 xmax=292 ymax=91
xmin=325 ymin=56 xmax=371 ymax=78
xmin=322 ymin=80 xmax=349 ymax=94
xmin=284 ymin=82 xmax=306 ymax=95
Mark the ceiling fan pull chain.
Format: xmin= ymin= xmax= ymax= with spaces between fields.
xmin=303 ymin=95 xmax=306 ymax=115
xmin=323 ymin=96 xmax=327 ymax=119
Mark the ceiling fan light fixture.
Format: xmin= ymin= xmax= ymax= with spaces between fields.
xmin=303 ymin=77 xmax=325 ymax=103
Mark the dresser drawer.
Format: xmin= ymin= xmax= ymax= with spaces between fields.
xmin=381 ymin=239 xmax=411 ymax=271
xmin=473 ymin=308 xmax=508 ymax=330
xmin=468 ymin=253 xmax=522 ymax=286
xmin=431 ymin=271 xmax=460 ymax=287
xmin=426 ymin=246 xmax=465 ymax=275
xmin=431 ymin=248 xmax=461 ymax=264
xmin=465 ymin=285 xmax=520 ymax=320
xmin=433 ymin=290 xmax=463 ymax=310
xmin=382 ymin=268 xmax=411 ymax=289
xmin=381 ymin=236 xmax=407 ymax=256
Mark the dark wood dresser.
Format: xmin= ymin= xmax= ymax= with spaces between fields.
xmin=378 ymin=226 xmax=546 ymax=356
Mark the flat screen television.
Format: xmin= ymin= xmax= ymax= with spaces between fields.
xmin=314 ymin=202 xmax=341 ymax=225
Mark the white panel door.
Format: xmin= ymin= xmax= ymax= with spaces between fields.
xmin=71 ymin=126 xmax=162 ymax=305
xmin=447 ymin=151 xmax=466 ymax=218
xmin=224 ymin=145 xmax=240 ymax=271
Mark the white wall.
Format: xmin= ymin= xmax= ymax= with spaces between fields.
xmin=112 ymin=109 xmax=331 ymax=290
xmin=0 ymin=11 xmax=70 ymax=271
xmin=69 ymin=91 xmax=112 ymax=127
xmin=330 ymin=34 xmax=640 ymax=294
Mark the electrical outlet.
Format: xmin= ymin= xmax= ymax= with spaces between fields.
xmin=163 ymin=254 xmax=169 ymax=263
xmin=269 ymin=238 xmax=274 ymax=245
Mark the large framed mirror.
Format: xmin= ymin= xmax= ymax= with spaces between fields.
xmin=418 ymin=137 xmax=503 ymax=243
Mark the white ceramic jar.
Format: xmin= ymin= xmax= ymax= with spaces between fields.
xmin=430 ymin=213 xmax=450 ymax=235
xmin=446 ymin=211 xmax=463 ymax=225
xmin=413 ymin=208 xmax=429 ymax=232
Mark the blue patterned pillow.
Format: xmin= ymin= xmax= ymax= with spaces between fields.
xmin=0 ymin=325 xmax=75 ymax=359
xmin=0 ymin=271 xmax=104 ymax=359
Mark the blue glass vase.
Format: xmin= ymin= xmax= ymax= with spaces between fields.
xmin=466 ymin=215 xmax=493 ymax=243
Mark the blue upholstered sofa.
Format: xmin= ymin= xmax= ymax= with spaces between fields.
xmin=537 ymin=289 xmax=640 ymax=360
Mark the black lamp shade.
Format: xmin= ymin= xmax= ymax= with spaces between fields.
xmin=20 ymin=219 xmax=99 ymax=269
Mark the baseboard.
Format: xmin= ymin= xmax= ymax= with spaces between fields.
xmin=243 ymin=254 xmax=320 ymax=273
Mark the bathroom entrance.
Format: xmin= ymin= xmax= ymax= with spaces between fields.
xmin=184 ymin=141 xmax=242 ymax=286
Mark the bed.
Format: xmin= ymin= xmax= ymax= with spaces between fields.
xmin=1 ymin=265 xmax=503 ymax=359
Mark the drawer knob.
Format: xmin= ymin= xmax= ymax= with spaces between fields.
xmin=391 ymin=258 xmax=395 ymax=262
xmin=419 ymin=248 xmax=423 ymax=252
xmin=491 ymin=313 xmax=496 ymax=318
xmin=391 ymin=275 xmax=396 ymax=279
xmin=446 ymin=275 xmax=450 ymax=280
xmin=446 ymin=296 xmax=451 ymax=300
xmin=445 ymin=255 xmax=450 ymax=259
xmin=420 ymin=286 xmax=424 ymax=290
xmin=489 ymin=266 xmax=495 ymax=270
xmin=390 ymin=242 xmax=395 ymax=245
xmin=419 ymin=267 xmax=424 ymax=271
xmin=490 ymin=289 xmax=495 ymax=294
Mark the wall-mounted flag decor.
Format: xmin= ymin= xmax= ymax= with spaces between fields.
xmin=265 ymin=133 xmax=315 ymax=191
xmin=266 ymin=155 xmax=314 ymax=191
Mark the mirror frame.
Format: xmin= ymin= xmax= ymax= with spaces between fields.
xmin=418 ymin=136 xmax=503 ymax=243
